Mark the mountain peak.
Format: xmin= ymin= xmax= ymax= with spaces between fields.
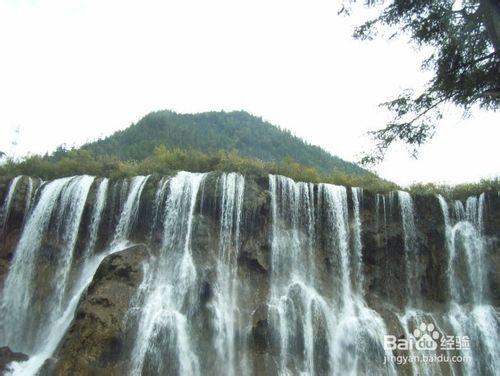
xmin=81 ymin=109 xmax=370 ymax=176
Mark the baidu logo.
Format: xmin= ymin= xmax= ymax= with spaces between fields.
xmin=383 ymin=321 xmax=472 ymax=365
xmin=412 ymin=323 xmax=440 ymax=351
xmin=384 ymin=321 xmax=470 ymax=353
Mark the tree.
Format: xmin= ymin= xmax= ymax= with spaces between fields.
xmin=341 ymin=0 xmax=499 ymax=164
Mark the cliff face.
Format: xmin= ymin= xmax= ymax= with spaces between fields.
xmin=43 ymin=244 xmax=149 ymax=376
xmin=0 ymin=173 xmax=498 ymax=376
xmin=0 ymin=176 xmax=40 ymax=289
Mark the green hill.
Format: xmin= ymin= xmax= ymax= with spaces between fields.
xmin=77 ymin=110 xmax=370 ymax=176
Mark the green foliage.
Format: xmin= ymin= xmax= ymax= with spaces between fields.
xmin=327 ymin=171 xmax=399 ymax=192
xmin=0 ymin=110 xmax=401 ymax=191
xmin=4 ymin=145 xmax=497 ymax=196
xmin=79 ymin=110 xmax=370 ymax=177
xmin=0 ymin=145 xmax=398 ymax=192
xmin=0 ymin=151 xmax=134 ymax=180
xmin=343 ymin=0 xmax=499 ymax=164
xmin=409 ymin=177 xmax=500 ymax=199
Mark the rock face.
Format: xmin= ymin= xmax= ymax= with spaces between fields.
xmin=0 ymin=346 xmax=29 ymax=375
xmin=361 ymin=192 xmax=449 ymax=310
xmin=46 ymin=244 xmax=149 ymax=376
xmin=0 ymin=173 xmax=498 ymax=375
xmin=0 ymin=176 xmax=40 ymax=288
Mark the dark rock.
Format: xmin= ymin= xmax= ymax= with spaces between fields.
xmin=1 ymin=174 xmax=498 ymax=375
xmin=0 ymin=346 xmax=28 ymax=375
xmin=49 ymin=244 xmax=149 ymax=376
xmin=0 ymin=176 xmax=40 ymax=288
xmin=251 ymin=304 xmax=271 ymax=354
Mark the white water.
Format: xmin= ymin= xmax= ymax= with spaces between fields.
xmin=148 ymin=176 xmax=170 ymax=242
xmin=2 ymin=175 xmax=149 ymax=376
xmin=210 ymin=173 xmax=245 ymax=376
xmin=396 ymin=192 xmax=446 ymax=375
xmin=269 ymin=175 xmax=323 ymax=374
xmin=351 ymin=187 xmax=364 ymax=294
xmin=21 ymin=177 xmax=40 ymax=224
xmin=0 ymin=176 xmax=22 ymax=235
xmin=321 ymin=183 xmax=395 ymax=376
xmin=83 ymin=178 xmax=109 ymax=258
xmin=7 ymin=239 xmax=130 ymax=376
xmin=111 ymin=176 xmax=149 ymax=245
xmin=268 ymin=176 xmax=394 ymax=375
xmin=0 ymin=176 xmax=94 ymax=352
xmin=397 ymin=191 xmax=420 ymax=307
xmin=0 ymin=174 xmax=497 ymax=375
xmin=321 ymin=184 xmax=353 ymax=312
xmin=130 ymin=171 xmax=206 ymax=375
xmin=439 ymin=194 xmax=499 ymax=375
xmin=375 ymin=193 xmax=389 ymax=251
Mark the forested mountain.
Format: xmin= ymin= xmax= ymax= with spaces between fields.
xmin=77 ymin=110 xmax=369 ymax=176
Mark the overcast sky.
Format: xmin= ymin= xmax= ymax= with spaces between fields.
xmin=1 ymin=0 xmax=498 ymax=185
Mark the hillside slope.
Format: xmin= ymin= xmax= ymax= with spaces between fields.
xmin=79 ymin=110 xmax=369 ymax=176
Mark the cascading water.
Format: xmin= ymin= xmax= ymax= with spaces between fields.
xmin=320 ymin=183 xmax=395 ymax=376
xmin=0 ymin=176 xmax=95 ymax=352
xmin=83 ymin=178 xmax=109 ymax=258
xmin=128 ymin=172 xmax=250 ymax=375
xmin=0 ymin=176 xmax=22 ymax=236
xmin=395 ymin=191 xmax=446 ymax=376
xmin=23 ymin=177 xmax=34 ymax=217
xmin=148 ymin=177 xmax=170 ymax=242
xmin=0 ymin=173 xmax=497 ymax=375
xmin=397 ymin=191 xmax=420 ymax=306
xmin=268 ymin=175 xmax=326 ymax=375
xmin=268 ymin=176 xmax=394 ymax=375
xmin=129 ymin=172 xmax=207 ymax=375
xmin=210 ymin=173 xmax=245 ymax=376
xmin=1 ymin=175 xmax=149 ymax=375
xmin=439 ymin=194 xmax=499 ymax=375
xmin=351 ymin=187 xmax=364 ymax=294
xmin=111 ymin=176 xmax=150 ymax=245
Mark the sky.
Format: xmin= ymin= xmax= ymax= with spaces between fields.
xmin=0 ymin=0 xmax=498 ymax=186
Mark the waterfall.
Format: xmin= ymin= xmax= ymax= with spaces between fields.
xmin=397 ymin=191 xmax=419 ymax=306
xmin=268 ymin=176 xmax=394 ymax=375
xmin=0 ymin=176 xmax=22 ymax=236
xmin=129 ymin=171 xmax=206 ymax=375
xmin=395 ymin=192 xmax=443 ymax=376
xmin=439 ymin=194 xmax=499 ymax=375
xmin=321 ymin=184 xmax=352 ymax=312
xmin=210 ymin=173 xmax=245 ymax=376
xmin=148 ymin=177 xmax=170 ymax=242
xmin=111 ymin=176 xmax=149 ymax=245
xmin=0 ymin=176 xmax=94 ymax=352
xmin=351 ymin=187 xmax=364 ymax=294
xmin=83 ymin=178 xmax=109 ymax=258
xmin=2 ymin=175 xmax=149 ymax=376
xmin=269 ymin=175 xmax=328 ymax=375
xmin=375 ymin=193 xmax=382 ymax=231
xmin=321 ymin=183 xmax=395 ymax=376
xmin=21 ymin=177 xmax=41 ymax=225
xmin=375 ymin=193 xmax=388 ymax=250
xmin=0 ymin=173 xmax=497 ymax=375
xmin=446 ymin=194 xmax=489 ymax=304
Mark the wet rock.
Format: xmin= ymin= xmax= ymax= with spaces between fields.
xmin=251 ymin=304 xmax=271 ymax=354
xmin=1 ymin=174 xmax=498 ymax=375
xmin=0 ymin=176 xmax=40 ymax=288
xmin=0 ymin=346 xmax=28 ymax=375
xmin=49 ymin=244 xmax=149 ymax=376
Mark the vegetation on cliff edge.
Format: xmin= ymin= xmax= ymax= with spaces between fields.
xmin=0 ymin=146 xmax=397 ymax=192
xmin=1 ymin=146 xmax=497 ymax=199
